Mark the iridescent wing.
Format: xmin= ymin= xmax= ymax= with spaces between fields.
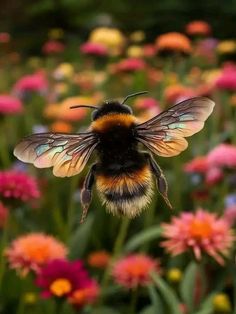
xmin=14 ymin=132 xmax=98 ymax=177
xmin=135 ymin=97 xmax=215 ymax=157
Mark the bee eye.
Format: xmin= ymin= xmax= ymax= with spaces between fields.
xmin=91 ymin=109 xmax=98 ymax=120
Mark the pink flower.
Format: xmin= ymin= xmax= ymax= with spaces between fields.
xmin=0 ymin=202 xmax=8 ymax=227
xmin=42 ymin=40 xmax=65 ymax=55
xmin=14 ymin=72 xmax=48 ymax=94
xmin=0 ymin=95 xmax=23 ymax=115
xmin=116 ymin=58 xmax=146 ymax=72
xmin=161 ymin=209 xmax=234 ymax=265
xmin=80 ymin=42 xmax=108 ymax=56
xmin=184 ymin=156 xmax=209 ymax=174
xmin=207 ymin=143 xmax=236 ymax=168
xmin=5 ymin=233 xmax=67 ymax=275
xmin=0 ymin=170 xmax=40 ymax=202
xmin=134 ymin=97 xmax=161 ymax=110
xmin=224 ymin=205 xmax=236 ymax=226
xmin=143 ymin=44 xmax=156 ymax=57
xmin=205 ymin=167 xmax=223 ymax=185
xmin=112 ymin=254 xmax=161 ymax=288
xmin=215 ymin=64 xmax=236 ymax=91
xmin=0 ymin=32 xmax=11 ymax=43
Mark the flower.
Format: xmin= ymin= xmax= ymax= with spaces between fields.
xmin=215 ymin=64 xmax=236 ymax=91
xmin=166 ymin=268 xmax=183 ymax=283
xmin=14 ymin=72 xmax=48 ymax=94
xmin=207 ymin=143 xmax=236 ymax=168
xmin=143 ymin=44 xmax=156 ymax=58
xmin=0 ymin=32 xmax=11 ymax=43
xmin=129 ymin=31 xmax=145 ymax=43
xmin=184 ymin=156 xmax=209 ymax=174
xmin=87 ymin=250 xmax=110 ymax=268
xmin=155 ymin=32 xmax=192 ymax=55
xmin=0 ymin=170 xmax=40 ymax=203
xmin=224 ymin=205 xmax=236 ymax=226
xmin=0 ymin=202 xmax=8 ymax=228
xmin=112 ymin=254 xmax=161 ymax=288
xmin=212 ymin=293 xmax=232 ymax=312
xmin=89 ymin=27 xmax=125 ymax=56
xmin=115 ymin=58 xmax=146 ymax=73
xmin=164 ymin=84 xmax=195 ymax=104
xmin=0 ymin=95 xmax=23 ymax=115
xmin=217 ymin=40 xmax=236 ymax=55
xmin=161 ymin=209 xmax=234 ymax=265
xmin=50 ymin=121 xmax=72 ymax=133
xmin=53 ymin=63 xmax=74 ymax=80
xmin=126 ymin=45 xmax=143 ymax=58
xmin=80 ymin=42 xmax=108 ymax=56
xmin=42 ymin=40 xmax=65 ymax=55
xmin=5 ymin=234 xmax=67 ymax=275
xmin=69 ymin=281 xmax=99 ymax=308
xmin=134 ymin=97 xmax=160 ymax=110
xmin=185 ymin=21 xmax=211 ymax=36
xmin=36 ymin=259 xmax=95 ymax=299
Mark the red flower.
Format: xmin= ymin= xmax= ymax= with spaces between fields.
xmin=116 ymin=58 xmax=146 ymax=73
xmin=184 ymin=156 xmax=209 ymax=174
xmin=87 ymin=250 xmax=111 ymax=269
xmin=0 ymin=170 xmax=40 ymax=203
xmin=69 ymin=281 xmax=99 ymax=308
xmin=0 ymin=95 xmax=23 ymax=115
xmin=14 ymin=72 xmax=48 ymax=94
xmin=185 ymin=21 xmax=212 ymax=37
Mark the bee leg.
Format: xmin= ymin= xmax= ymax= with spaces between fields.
xmin=146 ymin=154 xmax=173 ymax=209
xmin=80 ymin=164 xmax=96 ymax=223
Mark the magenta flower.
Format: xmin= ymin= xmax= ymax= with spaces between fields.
xmin=36 ymin=259 xmax=95 ymax=298
xmin=0 ymin=170 xmax=40 ymax=202
xmin=0 ymin=95 xmax=23 ymax=115
xmin=161 ymin=209 xmax=235 ymax=265
xmin=215 ymin=64 xmax=236 ymax=91
xmin=80 ymin=42 xmax=108 ymax=56
xmin=116 ymin=58 xmax=146 ymax=72
xmin=14 ymin=72 xmax=48 ymax=94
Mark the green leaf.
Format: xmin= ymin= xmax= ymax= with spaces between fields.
xmin=151 ymin=272 xmax=182 ymax=314
xmin=147 ymin=284 xmax=164 ymax=314
xmin=90 ymin=306 xmax=120 ymax=314
xmin=180 ymin=261 xmax=198 ymax=312
xmin=193 ymin=293 xmax=215 ymax=314
xmin=139 ymin=305 xmax=157 ymax=314
xmin=124 ymin=226 xmax=162 ymax=252
xmin=69 ymin=214 xmax=94 ymax=259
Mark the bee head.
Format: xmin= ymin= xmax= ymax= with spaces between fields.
xmin=91 ymin=101 xmax=132 ymax=121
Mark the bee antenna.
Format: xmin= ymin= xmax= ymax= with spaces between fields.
xmin=121 ymin=91 xmax=148 ymax=104
xmin=70 ymin=105 xmax=98 ymax=110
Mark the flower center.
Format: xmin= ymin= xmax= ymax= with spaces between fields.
xmin=189 ymin=219 xmax=212 ymax=239
xmin=50 ymin=278 xmax=72 ymax=297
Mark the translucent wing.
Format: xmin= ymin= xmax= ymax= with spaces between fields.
xmin=14 ymin=132 xmax=98 ymax=177
xmin=135 ymin=97 xmax=215 ymax=157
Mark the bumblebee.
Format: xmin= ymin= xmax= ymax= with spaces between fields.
xmin=14 ymin=92 xmax=215 ymax=222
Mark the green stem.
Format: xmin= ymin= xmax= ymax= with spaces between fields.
xmin=129 ymin=288 xmax=138 ymax=314
xmin=0 ymin=118 xmax=11 ymax=167
xmin=100 ymin=217 xmax=130 ymax=302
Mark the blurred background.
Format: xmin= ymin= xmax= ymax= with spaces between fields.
xmin=0 ymin=1 xmax=236 ymax=314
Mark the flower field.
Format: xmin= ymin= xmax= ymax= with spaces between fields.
xmin=0 ymin=22 xmax=236 ymax=314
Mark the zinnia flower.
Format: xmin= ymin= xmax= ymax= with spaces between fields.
xmin=0 ymin=170 xmax=40 ymax=203
xmin=184 ymin=156 xmax=209 ymax=174
xmin=115 ymin=58 xmax=146 ymax=73
xmin=215 ymin=64 xmax=236 ymax=91
xmin=224 ymin=205 xmax=236 ymax=226
xmin=14 ymin=72 xmax=48 ymax=95
xmin=161 ymin=209 xmax=234 ymax=265
xmin=36 ymin=259 xmax=96 ymax=299
xmin=0 ymin=95 xmax=23 ymax=115
xmin=112 ymin=254 xmax=161 ymax=288
xmin=0 ymin=202 xmax=8 ymax=227
xmin=69 ymin=281 xmax=99 ymax=308
xmin=53 ymin=63 xmax=74 ymax=80
xmin=207 ymin=143 xmax=236 ymax=168
xmin=87 ymin=250 xmax=110 ymax=269
xmin=164 ymin=84 xmax=195 ymax=104
xmin=155 ymin=32 xmax=192 ymax=55
xmin=42 ymin=40 xmax=65 ymax=55
xmin=80 ymin=42 xmax=108 ymax=56
xmin=5 ymin=233 xmax=67 ymax=275
xmin=185 ymin=21 xmax=211 ymax=37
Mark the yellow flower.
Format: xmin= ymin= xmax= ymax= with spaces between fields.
xmin=127 ymin=45 xmax=143 ymax=58
xmin=89 ymin=27 xmax=125 ymax=55
xmin=129 ymin=31 xmax=145 ymax=43
xmin=212 ymin=293 xmax=232 ymax=312
xmin=217 ymin=40 xmax=236 ymax=54
xmin=166 ymin=268 xmax=182 ymax=283
xmin=53 ymin=63 xmax=74 ymax=80
xmin=48 ymin=28 xmax=64 ymax=39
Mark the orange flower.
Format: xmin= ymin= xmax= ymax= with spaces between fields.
xmin=155 ymin=32 xmax=192 ymax=55
xmin=5 ymin=233 xmax=67 ymax=275
xmin=186 ymin=21 xmax=212 ymax=36
xmin=69 ymin=281 xmax=99 ymax=308
xmin=87 ymin=250 xmax=111 ymax=268
xmin=164 ymin=84 xmax=195 ymax=104
xmin=50 ymin=121 xmax=72 ymax=133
